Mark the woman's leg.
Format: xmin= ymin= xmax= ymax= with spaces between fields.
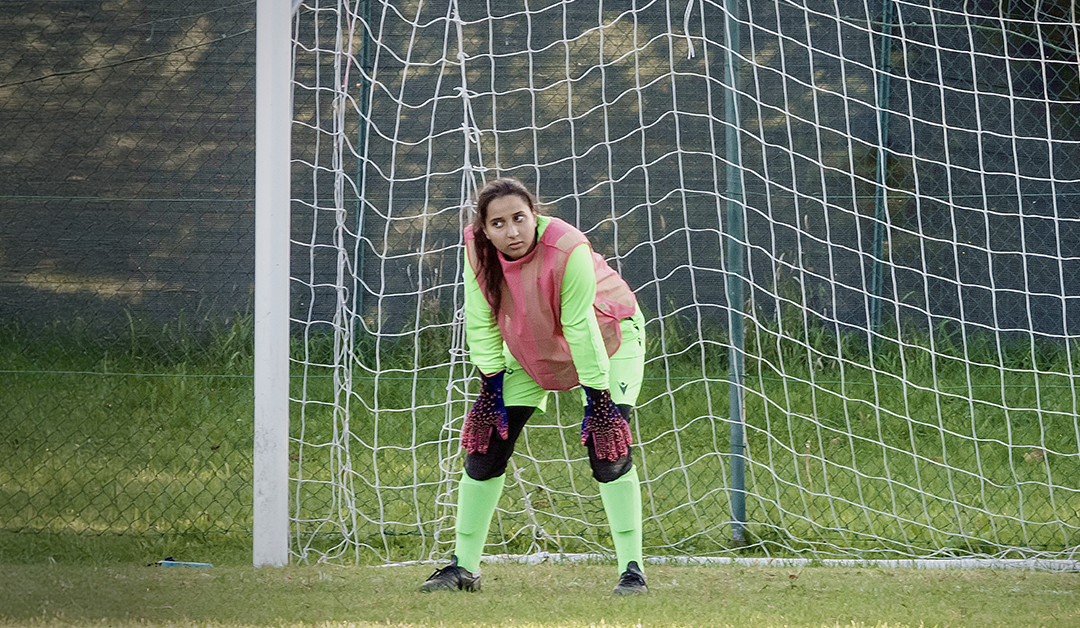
xmin=455 ymin=405 xmax=534 ymax=572
xmin=591 ymin=308 xmax=646 ymax=578
xmin=424 ymin=361 xmax=552 ymax=590
xmin=452 ymin=353 xmax=550 ymax=572
xmin=452 ymin=474 xmax=504 ymax=574
xmin=599 ymin=465 xmax=643 ymax=574
xmin=591 ymin=406 xmax=643 ymax=574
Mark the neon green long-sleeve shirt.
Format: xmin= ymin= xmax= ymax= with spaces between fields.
xmin=464 ymin=215 xmax=611 ymax=389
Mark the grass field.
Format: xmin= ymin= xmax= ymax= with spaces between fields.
xmin=0 ymin=561 xmax=1078 ymax=628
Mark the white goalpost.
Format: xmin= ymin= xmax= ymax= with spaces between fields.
xmin=264 ymin=0 xmax=1080 ymax=568
xmin=253 ymin=0 xmax=293 ymax=568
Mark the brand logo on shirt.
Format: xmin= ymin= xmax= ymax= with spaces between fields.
xmin=619 ymin=381 xmax=628 ymax=394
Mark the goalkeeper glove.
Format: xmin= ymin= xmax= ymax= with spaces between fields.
xmin=460 ymin=370 xmax=509 ymax=455
xmin=581 ymin=386 xmax=632 ymax=462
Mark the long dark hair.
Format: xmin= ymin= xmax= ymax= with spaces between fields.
xmin=471 ymin=177 xmax=541 ymax=316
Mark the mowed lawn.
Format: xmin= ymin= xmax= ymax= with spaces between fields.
xmin=0 ymin=561 xmax=1077 ymax=627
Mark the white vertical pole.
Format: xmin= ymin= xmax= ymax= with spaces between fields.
xmin=253 ymin=0 xmax=291 ymax=568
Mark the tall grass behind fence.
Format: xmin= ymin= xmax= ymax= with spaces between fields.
xmin=0 ymin=320 xmax=255 ymax=539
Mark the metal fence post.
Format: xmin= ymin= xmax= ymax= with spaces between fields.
xmin=724 ymin=0 xmax=747 ymax=548
xmin=870 ymin=0 xmax=896 ymax=335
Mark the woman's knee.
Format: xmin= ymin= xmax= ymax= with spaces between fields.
xmin=463 ymin=405 xmax=535 ymax=481
xmin=589 ymin=452 xmax=634 ymax=483
xmin=588 ymin=403 xmax=634 ymax=483
xmin=465 ymin=451 xmax=511 ymax=481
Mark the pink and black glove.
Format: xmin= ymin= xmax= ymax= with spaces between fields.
xmin=581 ymin=386 xmax=633 ymax=461
xmin=460 ymin=370 xmax=509 ymax=455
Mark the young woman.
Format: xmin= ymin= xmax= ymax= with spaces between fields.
xmin=420 ymin=177 xmax=647 ymax=595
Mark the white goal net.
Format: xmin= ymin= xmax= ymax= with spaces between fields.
xmin=287 ymin=0 xmax=1080 ymax=565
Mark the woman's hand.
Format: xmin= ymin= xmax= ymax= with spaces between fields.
xmin=461 ymin=370 xmax=509 ymax=454
xmin=581 ymin=386 xmax=633 ymax=461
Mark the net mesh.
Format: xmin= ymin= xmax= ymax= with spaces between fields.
xmin=289 ymin=0 xmax=1080 ymax=564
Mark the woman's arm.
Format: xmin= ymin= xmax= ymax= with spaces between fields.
xmin=561 ymin=243 xmax=610 ymax=389
xmin=464 ymin=260 xmax=507 ymax=376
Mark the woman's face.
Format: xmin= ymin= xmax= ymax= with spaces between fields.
xmin=482 ymin=194 xmax=538 ymax=260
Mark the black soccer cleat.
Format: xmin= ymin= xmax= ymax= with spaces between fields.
xmin=418 ymin=555 xmax=481 ymax=592
xmin=612 ymin=560 xmax=648 ymax=595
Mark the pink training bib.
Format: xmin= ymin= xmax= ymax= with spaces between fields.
xmin=465 ymin=217 xmax=636 ymax=391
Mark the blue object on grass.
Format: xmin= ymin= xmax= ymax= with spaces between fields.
xmin=156 ymin=560 xmax=214 ymax=568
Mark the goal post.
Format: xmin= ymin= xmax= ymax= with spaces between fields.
xmin=271 ymin=0 xmax=1080 ymax=567
xmin=253 ymin=0 xmax=293 ymax=568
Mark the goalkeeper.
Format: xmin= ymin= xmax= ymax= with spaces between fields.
xmin=420 ymin=177 xmax=647 ymax=596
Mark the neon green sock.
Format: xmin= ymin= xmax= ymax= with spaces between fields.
xmin=453 ymin=473 xmax=505 ymax=573
xmin=598 ymin=465 xmax=643 ymax=574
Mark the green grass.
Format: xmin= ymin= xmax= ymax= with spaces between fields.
xmin=1 ymin=315 xmax=1079 ymax=565
xmin=0 ymin=562 xmax=1077 ymax=627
